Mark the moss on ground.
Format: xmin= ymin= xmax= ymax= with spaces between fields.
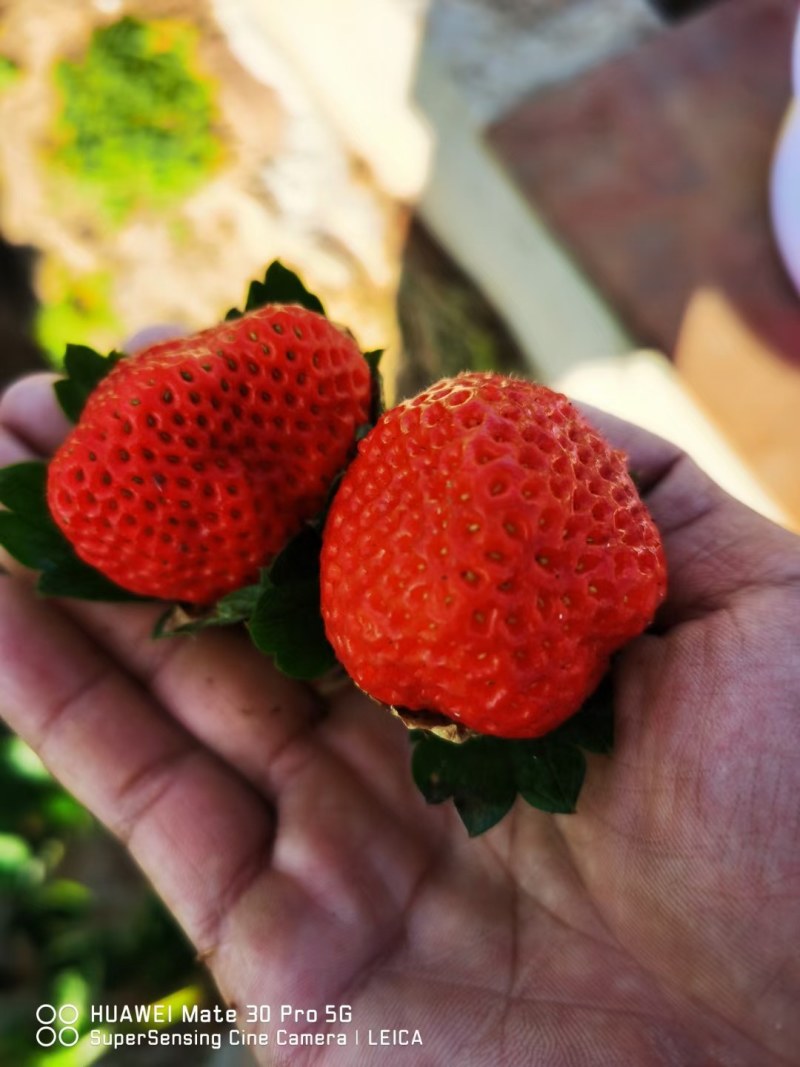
xmin=50 ymin=16 xmax=221 ymax=223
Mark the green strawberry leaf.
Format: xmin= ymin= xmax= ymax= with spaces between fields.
xmin=363 ymin=349 xmax=383 ymax=374
xmin=267 ymin=524 xmax=324 ymax=584
xmin=0 ymin=462 xmax=70 ymax=573
xmin=37 ymin=558 xmax=144 ymax=602
xmin=412 ymin=734 xmax=517 ymax=835
xmin=454 ymin=794 xmax=517 ymax=837
xmin=153 ymin=583 xmax=262 ymax=638
xmin=249 ymin=578 xmax=337 ymax=679
xmin=0 ymin=460 xmax=142 ymax=601
xmin=54 ymin=343 xmax=124 ymax=423
xmin=225 ymin=260 xmax=326 ymax=321
xmin=0 ymin=461 xmax=53 ymax=526
xmin=550 ymin=671 xmax=614 ymax=755
xmin=0 ymin=513 xmax=69 ymax=571
xmin=247 ymin=525 xmax=337 ymax=680
xmin=362 ymin=349 xmax=386 ymax=429
xmin=511 ymin=739 xmax=586 ymax=814
xmin=152 ymin=523 xmax=337 ymax=672
xmin=408 ymin=672 xmax=615 ymax=835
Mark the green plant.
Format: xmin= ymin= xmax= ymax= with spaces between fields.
xmin=35 ymin=267 xmax=121 ymax=366
xmin=51 ymin=16 xmax=221 ymax=222
xmin=0 ymin=724 xmax=210 ymax=1066
xmin=0 ymin=56 xmax=21 ymax=92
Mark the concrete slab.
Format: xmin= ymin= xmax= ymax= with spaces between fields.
xmin=489 ymin=0 xmax=799 ymax=360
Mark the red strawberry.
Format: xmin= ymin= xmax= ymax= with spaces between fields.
xmin=47 ymin=304 xmax=372 ymax=604
xmin=320 ymin=372 xmax=666 ymax=739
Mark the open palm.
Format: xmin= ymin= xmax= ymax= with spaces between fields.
xmin=1 ymin=374 xmax=798 ymax=1067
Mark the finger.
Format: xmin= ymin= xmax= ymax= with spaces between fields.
xmin=0 ymin=575 xmax=436 ymax=1026
xmin=0 ymin=373 xmax=71 ymax=457
xmin=641 ymin=452 xmax=799 ymax=623
xmin=0 ymin=331 xmax=187 ymax=462
xmin=65 ymin=598 xmax=323 ymax=793
xmin=0 ymin=575 xmax=273 ymax=955
xmin=578 ymin=403 xmax=800 ymax=623
xmin=0 ymin=425 xmax=36 ymax=468
xmin=125 ymin=324 xmax=186 ymax=353
xmin=0 ymin=423 xmax=40 ymax=575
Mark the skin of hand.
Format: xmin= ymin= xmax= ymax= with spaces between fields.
xmin=0 ymin=372 xmax=798 ymax=1067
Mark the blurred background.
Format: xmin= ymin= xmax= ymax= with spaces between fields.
xmin=0 ymin=0 xmax=798 ymax=1063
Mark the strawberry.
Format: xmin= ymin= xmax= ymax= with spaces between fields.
xmin=47 ymin=304 xmax=372 ymax=604
xmin=320 ymin=372 xmax=666 ymax=740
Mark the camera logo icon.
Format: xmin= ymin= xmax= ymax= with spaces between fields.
xmin=35 ymin=1004 xmax=80 ymax=1047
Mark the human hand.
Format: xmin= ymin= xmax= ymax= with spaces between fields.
xmin=0 ymin=373 xmax=797 ymax=1066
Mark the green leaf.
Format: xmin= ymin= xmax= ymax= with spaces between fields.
xmin=550 ymin=672 xmax=614 ymax=755
xmin=412 ymin=734 xmax=516 ymax=836
xmin=153 ymin=583 xmax=262 ymax=637
xmin=28 ymin=879 xmax=94 ymax=918
xmin=37 ymin=558 xmax=144 ymax=601
xmin=353 ymin=348 xmax=385 ymax=448
xmin=0 ymin=833 xmax=42 ymax=890
xmin=54 ymin=343 xmax=123 ymax=422
xmin=0 ymin=460 xmax=50 ymax=520
xmin=0 ymin=512 xmax=68 ymax=570
xmin=407 ymin=671 xmax=615 ymax=834
xmin=268 ymin=524 xmax=324 ymax=584
xmin=245 ymin=524 xmax=336 ymax=679
xmin=362 ymin=348 xmax=386 ymax=428
xmin=213 ymin=583 xmax=264 ymax=619
xmin=454 ymin=793 xmax=516 ymax=837
xmin=248 ymin=578 xmax=337 ymax=679
xmin=0 ymin=459 xmax=146 ymax=601
xmin=226 ymin=260 xmax=326 ymax=320
xmin=363 ymin=349 xmax=383 ymax=374
xmin=0 ymin=462 xmax=74 ymax=570
xmin=512 ymin=739 xmax=586 ymax=815
xmin=412 ymin=734 xmax=511 ymax=805
xmin=0 ymin=55 xmax=20 ymax=92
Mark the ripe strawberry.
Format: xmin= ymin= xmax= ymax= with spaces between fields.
xmin=320 ymin=372 xmax=666 ymax=739
xmin=47 ymin=304 xmax=372 ymax=604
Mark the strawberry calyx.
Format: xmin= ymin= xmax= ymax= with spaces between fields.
xmin=224 ymin=260 xmax=326 ymax=320
xmin=362 ymin=349 xmax=386 ymax=432
xmin=154 ymin=522 xmax=338 ymax=681
xmin=55 ymin=344 xmax=126 ymax=423
xmin=408 ymin=673 xmax=614 ymax=835
xmin=0 ymin=460 xmax=144 ymax=601
xmin=390 ymin=705 xmax=479 ymax=744
xmin=247 ymin=524 xmax=337 ymax=678
xmin=152 ymin=582 xmax=263 ymax=637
